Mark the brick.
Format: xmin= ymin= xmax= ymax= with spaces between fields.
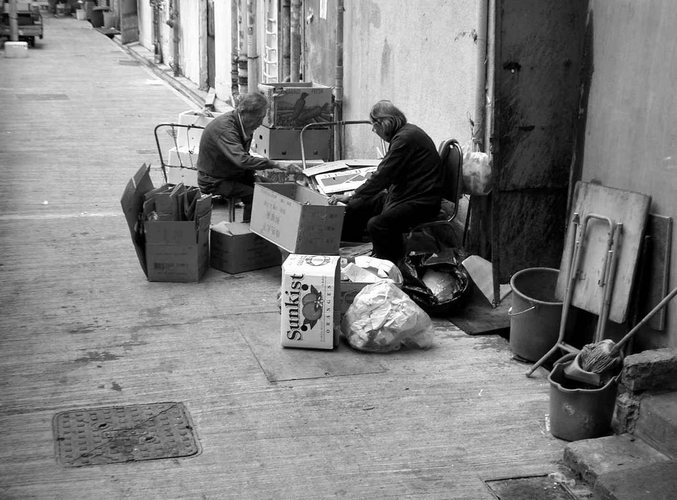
xmin=622 ymin=348 xmax=677 ymax=392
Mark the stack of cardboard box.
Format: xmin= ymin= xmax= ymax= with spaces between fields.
xmin=252 ymin=83 xmax=334 ymax=161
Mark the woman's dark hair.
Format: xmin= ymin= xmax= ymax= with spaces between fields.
xmin=236 ymin=92 xmax=269 ymax=115
xmin=369 ymin=100 xmax=407 ymax=140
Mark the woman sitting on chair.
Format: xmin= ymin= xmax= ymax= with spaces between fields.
xmin=328 ymin=100 xmax=443 ymax=265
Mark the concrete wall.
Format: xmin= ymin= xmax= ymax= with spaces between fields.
xmin=582 ymin=0 xmax=677 ymax=348
xmin=137 ymin=1 xmax=152 ymax=50
xmin=341 ymin=0 xmax=479 ymax=157
xmin=178 ymin=0 xmax=201 ymax=86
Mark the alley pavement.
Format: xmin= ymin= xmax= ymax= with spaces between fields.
xmin=0 ymin=14 xmax=577 ymax=500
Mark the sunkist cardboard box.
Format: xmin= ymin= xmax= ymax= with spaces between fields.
xmin=250 ymin=183 xmax=345 ymax=255
xmin=121 ymin=164 xmax=211 ymax=282
xmin=210 ymin=221 xmax=281 ymax=274
xmin=280 ymin=254 xmax=341 ymax=350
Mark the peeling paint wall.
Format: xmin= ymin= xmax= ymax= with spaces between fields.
xmin=582 ymin=0 xmax=677 ymax=348
xmin=340 ymin=0 xmax=479 ymax=157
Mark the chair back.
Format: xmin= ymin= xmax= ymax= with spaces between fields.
xmin=438 ymin=138 xmax=463 ymax=218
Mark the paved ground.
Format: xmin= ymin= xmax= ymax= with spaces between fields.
xmin=0 ymin=15 xmax=576 ymax=500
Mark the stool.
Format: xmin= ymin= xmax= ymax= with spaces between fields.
xmin=211 ymin=195 xmax=239 ymax=222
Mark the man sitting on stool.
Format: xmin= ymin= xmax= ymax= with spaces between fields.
xmin=197 ymin=92 xmax=302 ymax=222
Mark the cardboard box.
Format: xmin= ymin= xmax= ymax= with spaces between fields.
xmin=121 ymin=164 xmax=212 ymax=282
xmin=4 ymin=41 xmax=28 ymax=58
xmin=251 ymin=126 xmax=331 ymax=160
xmin=164 ymin=147 xmax=198 ymax=186
xmin=280 ymin=254 xmax=341 ymax=350
xmin=258 ymin=82 xmax=333 ymax=128
xmin=176 ymin=110 xmax=221 ymax=149
xmin=210 ymin=221 xmax=281 ymax=274
xmin=250 ymin=183 xmax=345 ymax=255
xmin=145 ymin=217 xmax=210 ymax=282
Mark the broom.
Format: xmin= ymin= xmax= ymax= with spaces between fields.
xmin=575 ymin=286 xmax=677 ymax=381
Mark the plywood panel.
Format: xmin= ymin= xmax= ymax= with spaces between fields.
xmin=556 ymin=182 xmax=651 ymax=323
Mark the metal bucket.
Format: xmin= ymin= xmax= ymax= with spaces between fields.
xmin=548 ymin=353 xmax=619 ymax=441
xmin=509 ymin=267 xmax=561 ymax=362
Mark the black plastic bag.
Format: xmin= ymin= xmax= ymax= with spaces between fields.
xmin=401 ymin=224 xmax=470 ymax=316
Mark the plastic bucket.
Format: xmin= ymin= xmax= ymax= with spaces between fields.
xmin=548 ymin=353 xmax=619 ymax=441
xmin=508 ymin=267 xmax=562 ymax=362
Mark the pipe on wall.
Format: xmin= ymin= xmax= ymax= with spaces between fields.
xmin=290 ymin=0 xmax=302 ymax=82
xmin=231 ymin=0 xmax=239 ymax=97
xmin=281 ymin=0 xmax=291 ymax=81
xmin=473 ymin=0 xmax=488 ymax=152
xmin=237 ymin=0 xmax=248 ymax=95
xmin=246 ymin=0 xmax=259 ymax=92
xmin=334 ymin=0 xmax=344 ymax=159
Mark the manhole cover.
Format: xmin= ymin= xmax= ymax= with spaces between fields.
xmin=53 ymin=402 xmax=200 ymax=467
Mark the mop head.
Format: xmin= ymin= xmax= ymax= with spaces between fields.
xmin=579 ymin=339 xmax=622 ymax=374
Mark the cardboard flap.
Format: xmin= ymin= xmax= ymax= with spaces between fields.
xmin=120 ymin=164 xmax=153 ymax=276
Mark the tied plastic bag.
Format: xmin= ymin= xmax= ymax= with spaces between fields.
xmin=462 ymin=142 xmax=492 ymax=195
xmin=341 ymin=280 xmax=434 ymax=353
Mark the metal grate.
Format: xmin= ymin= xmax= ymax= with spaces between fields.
xmin=118 ymin=59 xmax=141 ymax=66
xmin=53 ymin=402 xmax=200 ymax=467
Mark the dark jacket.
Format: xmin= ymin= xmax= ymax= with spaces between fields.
xmin=352 ymin=123 xmax=442 ymax=210
xmin=196 ymin=111 xmax=277 ymax=191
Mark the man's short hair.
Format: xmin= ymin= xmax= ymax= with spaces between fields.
xmin=236 ymin=92 xmax=269 ymax=115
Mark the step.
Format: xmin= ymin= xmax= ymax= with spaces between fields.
xmin=633 ymin=391 xmax=677 ymax=458
xmin=563 ymin=433 xmax=670 ymax=486
xmin=593 ymin=460 xmax=677 ymax=500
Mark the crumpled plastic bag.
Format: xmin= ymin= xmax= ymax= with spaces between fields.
xmin=341 ymin=280 xmax=434 ymax=353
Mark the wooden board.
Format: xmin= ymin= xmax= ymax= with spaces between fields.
xmin=638 ymin=215 xmax=672 ymax=330
xmin=556 ymin=182 xmax=650 ymax=323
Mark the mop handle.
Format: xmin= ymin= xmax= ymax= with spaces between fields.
xmin=610 ymin=286 xmax=677 ymax=356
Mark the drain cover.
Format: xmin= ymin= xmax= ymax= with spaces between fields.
xmin=53 ymin=402 xmax=199 ymax=467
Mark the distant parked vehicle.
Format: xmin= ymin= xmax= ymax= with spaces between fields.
xmin=1 ymin=3 xmax=44 ymax=47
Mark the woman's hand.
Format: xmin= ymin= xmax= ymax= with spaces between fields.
xmin=328 ymin=194 xmax=351 ymax=205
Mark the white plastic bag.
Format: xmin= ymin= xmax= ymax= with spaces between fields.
xmin=341 ymin=280 xmax=434 ymax=353
xmin=462 ymin=143 xmax=492 ymax=195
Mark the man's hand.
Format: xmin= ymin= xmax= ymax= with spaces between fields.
xmin=328 ymin=194 xmax=351 ymax=205
xmin=279 ymin=162 xmax=303 ymax=175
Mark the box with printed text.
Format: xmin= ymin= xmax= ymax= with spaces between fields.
xmin=280 ymin=254 xmax=341 ymax=350
xmin=250 ymin=183 xmax=345 ymax=255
